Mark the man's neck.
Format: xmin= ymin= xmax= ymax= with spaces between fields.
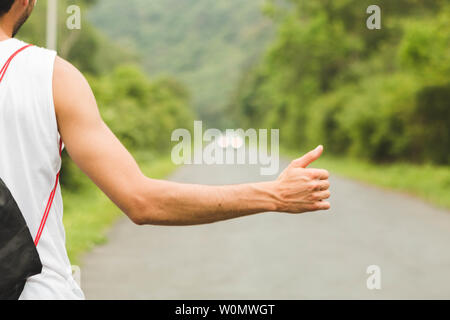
xmin=0 ymin=20 xmax=13 ymax=41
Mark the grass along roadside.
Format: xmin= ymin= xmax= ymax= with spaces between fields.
xmin=283 ymin=149 xmax=450 ymax=211
xmin=62 ymin=155 xmax=177 ymax=265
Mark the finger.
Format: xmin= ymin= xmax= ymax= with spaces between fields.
xmin=307 ymin=168 xmax=329 ymax=180
xmin=313 ymin=190 xmax=331 ymax=201
xmin=313 ymin=180 xmax=330 ymax=191
xmin=290 ymin=145 xmax=323 ymax=168
xmin=307 ymin=201 xmax=331 ymax=211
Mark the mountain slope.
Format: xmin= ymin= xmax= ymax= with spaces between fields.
xmin=88 ymin=0 xmax=273 ymax=125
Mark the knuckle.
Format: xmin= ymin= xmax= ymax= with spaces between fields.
xmin=304 ymin=169 xmax=315 ymax=177
xmin=308 ymin=182 xmax=317 ymax=191
xmin=302 ymin=175 xmax=312 ymax=183
xmin=301 ymin=169 xmax=311 ymax=176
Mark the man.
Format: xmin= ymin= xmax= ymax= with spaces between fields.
xmin=0 ymin=0 xmax=330 ymax=299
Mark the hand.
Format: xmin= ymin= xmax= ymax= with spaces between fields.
xmin=273 ymin=145 xmax=330 ymax=213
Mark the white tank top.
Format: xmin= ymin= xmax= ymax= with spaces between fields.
xmin=0 ymin=38 xmax=84 ymax=299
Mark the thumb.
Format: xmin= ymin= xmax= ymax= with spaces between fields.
xmin=291 ymin=145 xmax=323 ymax=168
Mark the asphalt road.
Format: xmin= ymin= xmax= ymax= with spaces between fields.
xmin=81 ymin=158 xmax=450 ymax=299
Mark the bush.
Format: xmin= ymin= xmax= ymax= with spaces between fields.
xmin=230 ymin=0 xmax=450 ymax=165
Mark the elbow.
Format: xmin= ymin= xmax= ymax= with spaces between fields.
xmin=124 ymin=193 xmax=149 ymax=226
xmin=121 ymin=179 xmax=180 ymax=226
xmin=115 ymin=175 xmax=168 ymax=226
xmin=129 ymin=212 xmax=147 ymax=226
xmin=125 ymin=191 xmax=169 ymax=226
xmin=127 ymin=211 xmax=146 ymax=226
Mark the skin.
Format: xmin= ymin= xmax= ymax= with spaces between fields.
xmin=1 ymin=0 xmax=331 ymax=226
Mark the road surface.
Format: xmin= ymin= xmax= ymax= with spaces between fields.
xmin=80 ymin=158 xmax=450 ymax=299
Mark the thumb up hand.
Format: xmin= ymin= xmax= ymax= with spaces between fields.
xmin=274 ymin=146 xmax=330 ymax=213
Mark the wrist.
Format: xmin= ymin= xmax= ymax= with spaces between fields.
xmin=254 ymin=181 xmax=283 ymax=212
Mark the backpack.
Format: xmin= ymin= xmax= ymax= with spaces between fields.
xmin=0 ymin=178 xmax=42 ymax=299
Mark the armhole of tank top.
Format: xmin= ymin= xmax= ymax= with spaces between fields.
xmin=46 ymin=50 xmax=63 ymax=152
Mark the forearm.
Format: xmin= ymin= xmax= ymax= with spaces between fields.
xmin=132 ymin=178 xmax=281 ymax=226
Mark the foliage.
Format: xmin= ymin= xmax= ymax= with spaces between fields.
xmin=88 ymin=0 xmax=274 ymax=126
xmin=17 ymin=0 xmax=135 ymax=75
xmin=89 ymin=66 xmax=193 ymax=153
xmin=229 ymin=0 xmax=450 ymax=164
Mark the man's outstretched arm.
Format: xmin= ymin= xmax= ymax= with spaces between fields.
xmin=53 ymin=57 xmax=331 ymax=226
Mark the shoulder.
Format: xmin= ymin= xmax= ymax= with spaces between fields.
xmin=53 ymin=55 xmax=84 ymax=80
xmin=52 ymin=55 xmax=98 ymax=119
xmin=53 ymin=55 xmax=93 ymax=97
